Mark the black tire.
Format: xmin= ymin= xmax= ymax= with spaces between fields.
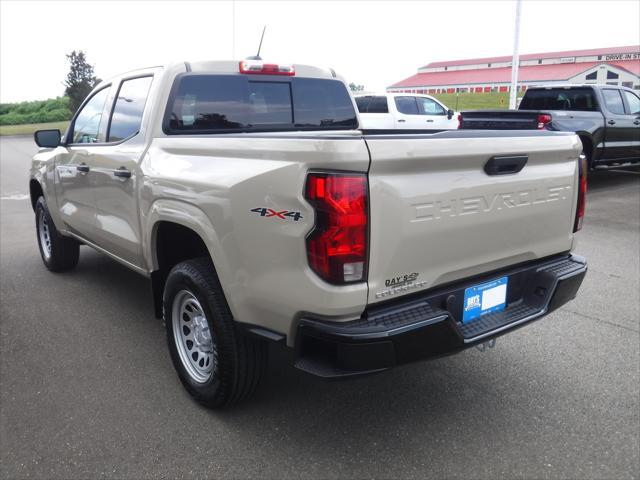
xmin=35 ymin=196 xmax=80 ymax=272
xmin=163 ymin=257 xmax=267 ymax=408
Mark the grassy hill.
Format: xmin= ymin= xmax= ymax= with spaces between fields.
xmin=0 ymin=97 xmax=72 ymax=126
xmin=431 ymin=92 xmax=524 ymax=111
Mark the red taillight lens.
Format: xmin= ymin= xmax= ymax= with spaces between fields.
xmin=537 ymin=113 xmax=552 ymax=129
xmin=457 ymin=114 xmax=463 ymax=129
xmin=574 ymin=154 xmax=587 ymax=232
xmin=239 ymin=60 xmax=295 ymax=76
xmin=305 ymin=173 xmax=368 ymax=284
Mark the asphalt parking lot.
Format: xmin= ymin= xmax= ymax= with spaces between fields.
xmin=1 ymin=135 xmax=638 ymax=479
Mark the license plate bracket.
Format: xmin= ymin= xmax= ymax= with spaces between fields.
xmin=462 ymin=276 xmax=508 ymax=323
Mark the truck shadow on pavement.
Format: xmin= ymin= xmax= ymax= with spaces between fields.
xmin=587 ymin=167 xmax=639 ymax=192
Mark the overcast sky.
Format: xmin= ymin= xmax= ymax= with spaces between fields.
xmin=1 ymin=0 xmax=639 ymax=103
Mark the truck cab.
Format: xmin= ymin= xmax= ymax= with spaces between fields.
xmin=355 ymin=92 xmax=458 ymax=131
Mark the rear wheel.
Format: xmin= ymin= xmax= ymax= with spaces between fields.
xmin=163 ymin=257 xmax=267 ymax=408
xmin=35 ymin=196 xmax=79 ymax=272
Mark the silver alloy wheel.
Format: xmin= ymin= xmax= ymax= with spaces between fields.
xmin=172 ymin=290 xmax=217 ymax=383
xmin=38 ymin=208 xmax=52 ymax=260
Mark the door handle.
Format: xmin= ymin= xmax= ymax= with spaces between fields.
xmin=113 ymin=167 xmax=131 ymax=179
xmin=426 ymin=119 xmax=434 ymax=123
xmin=608 ymin=120 xmax=616 ymax=125
xmin=397 ymin=119 xmax=406 ymax=123
xmin=484 ymin=155 xmax=528 ymax=176
xmin=76 ymin=163 xmax=90 ymax=174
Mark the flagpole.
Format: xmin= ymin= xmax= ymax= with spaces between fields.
xmin=232 ymin=0 xmax=236 ymax=59
xmin=509 ymin=0 xmax=522 ymax=109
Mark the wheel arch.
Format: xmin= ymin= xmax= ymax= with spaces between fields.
xmin=145 ymin=200 xmax=234 ymax=319
xmin=576 ymin=133 xmax=594 ymax=168
xmin=29 ymin=179 xmax=44 ymax=212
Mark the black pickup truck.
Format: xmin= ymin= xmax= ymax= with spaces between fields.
xmin=459 ymin=85 xmax=640 ymax=169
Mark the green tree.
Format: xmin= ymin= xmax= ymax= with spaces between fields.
xmin=349 ymin=82 xmax=365 ymax=92
xmin=64 ymin=51 xmax=100 ymax=113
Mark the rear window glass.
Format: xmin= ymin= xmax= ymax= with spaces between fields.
xmin=355 ymin=96 xmax=389 ymax=113
xmin=519 ymin=88 xmax=598 ymax=111
xmin=165 ymin=75 xmax=357 ymax=133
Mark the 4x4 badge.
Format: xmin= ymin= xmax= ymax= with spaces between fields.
xmin=250 ymin=207 xmax=303 ymax=221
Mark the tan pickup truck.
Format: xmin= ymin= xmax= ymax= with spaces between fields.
xmin=29 ymin=59 xmax=587 ymax=408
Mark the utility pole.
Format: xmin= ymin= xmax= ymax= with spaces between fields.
xmin=509 ymin=0 xmax=522 ymax=109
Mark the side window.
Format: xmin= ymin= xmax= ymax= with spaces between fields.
xmin=367 ymin=96 xmax=389 ymax=113
xmin=355 ymin=96 xmax=371 ymax=113
xmin=355 ymin=96 xmax=389 ymax=114
xmin=108 ymin=76 xmax=153 ymax=142
xmin=71 ymin=87 xmax=110 ymax=144
xmin=417 ymin=97 xmax=446 ymax=115
xmin=602 ymin=89 xmax=625 ymax=115
xmin=622 ymin=91 xmax=640 ymax=115
xmin=395 ymin=96 xmax=419 ymax=115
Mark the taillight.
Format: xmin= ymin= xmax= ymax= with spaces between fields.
xmin=537 ymin=113 xmax=552 ymax=129
xmin=305 ymin=173 xmax=368 ymax=284
xmin=239 ymin=60 xmax=295 ymax=76
xmin=574 ymin=154 xmax=587 ymax=232
xmin=457 ymin=114 xmax=463 ymax=129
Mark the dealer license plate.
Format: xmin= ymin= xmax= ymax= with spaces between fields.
xmin=462 ymin=276 xmax=508 ymax=323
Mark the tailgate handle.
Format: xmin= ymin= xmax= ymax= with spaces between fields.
xmin=484 ymin=155 xmax=528 ymax=175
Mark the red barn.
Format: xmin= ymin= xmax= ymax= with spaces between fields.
xmin=388 ymin=46 xmax=640 ymax=94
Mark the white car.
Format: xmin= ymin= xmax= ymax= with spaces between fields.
xmin=355 ymin=93 xmax=458 ymax=130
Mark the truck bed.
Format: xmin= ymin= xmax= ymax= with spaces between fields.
xmin=459 ymin=110 xmax=545 ymax=130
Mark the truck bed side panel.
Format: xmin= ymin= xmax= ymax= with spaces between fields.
xmin=141 ymin=132 xmax=371 ymax=344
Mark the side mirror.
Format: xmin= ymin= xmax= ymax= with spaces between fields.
xmin=34 ymin=129 xmax=61 ymax=148
xmin=447 ymin=109 xmax=454 ymax=120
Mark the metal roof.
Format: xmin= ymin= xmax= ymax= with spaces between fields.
xmin=390 ymin=60 xmax=640 ymax=88
xmin=421 ymin=45 xmax=639 ymax=69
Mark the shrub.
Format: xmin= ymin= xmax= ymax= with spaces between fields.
xmin=0 ymin=97 xmax=72 ymax=125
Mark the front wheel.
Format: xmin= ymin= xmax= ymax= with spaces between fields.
xmin=163 ymin=257 xmax=267 ymax=408
xmin=35 ymin=196 xmax=79 ymax=272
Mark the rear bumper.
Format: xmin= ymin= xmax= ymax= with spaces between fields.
xmin=294 ymin=254 xmax=587 ymax=378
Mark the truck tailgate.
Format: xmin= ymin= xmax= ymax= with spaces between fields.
xmin=460 ymin=110 xmax=541 ymax=129
xmin=365 ymin=130 xmax=581 ymax=304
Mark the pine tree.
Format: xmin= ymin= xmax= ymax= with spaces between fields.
xmin=64 ymin=51 xmax=100 ymax=113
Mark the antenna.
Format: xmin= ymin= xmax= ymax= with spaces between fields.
xmin=246 ymin=26 xmax=266 ymax=61
xmin=256 ymin=25 xmax=266 ymax=59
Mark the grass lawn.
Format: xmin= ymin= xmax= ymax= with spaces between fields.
xmin=0 ymin=121 xmax=69 ymax=136
xmin=432 ymin=92 xmax=524 ymax=111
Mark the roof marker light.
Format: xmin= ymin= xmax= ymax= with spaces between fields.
xmin=239 ymin=60 xmax=295 ymax=76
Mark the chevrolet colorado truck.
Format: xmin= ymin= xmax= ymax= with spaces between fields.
xmin=459 ymin=85 xmax=640 ymax=169
xmin=30 ymin=60 xmax=587 ymax=408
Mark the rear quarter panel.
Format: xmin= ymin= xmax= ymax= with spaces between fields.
xmin=140 ymin=133 xmax=371 ymax=344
